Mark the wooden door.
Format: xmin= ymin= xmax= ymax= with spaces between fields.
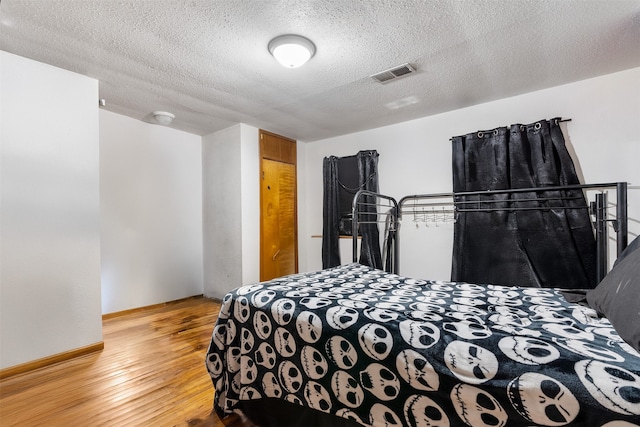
xmin=260 ymin=131 xmax=298 ymax=281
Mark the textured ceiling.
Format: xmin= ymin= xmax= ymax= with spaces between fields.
xmin=1 ymin=0 xmax=639 ymax=142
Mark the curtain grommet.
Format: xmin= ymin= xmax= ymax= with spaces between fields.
xmin=520 ymin=125 xmax=525 ymax=131
xmin=477 ymin=132 xmax=484 ymax=138
xmin=535 ymin=122 xmax=542 ymax=130
xmin=493 ymin=129 xmax=499 ymax=136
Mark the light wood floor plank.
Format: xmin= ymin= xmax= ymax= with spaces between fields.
xmin=0 ymin=296 xmax=247 ymax=427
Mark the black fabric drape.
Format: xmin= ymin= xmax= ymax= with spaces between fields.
xmin=451 ymin=128 xmax=537 ymax=286
xmin=322 ymin=156 xmax=341 ymax=269
xmin=452 ymin=118 xmax=596 ymax=288
xmin=383 ymin=208 xmax=397 ymax=273
xmin=356 ymin=150 xmax=383 ymax=269
xmin=322 ymin=150 xmax=383 ymax=270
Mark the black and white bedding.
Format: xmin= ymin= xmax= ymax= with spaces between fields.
xmin=206 ymin=263 xmax=640 ymax=427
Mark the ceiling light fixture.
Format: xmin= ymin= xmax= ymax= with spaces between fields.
xmin=152 ymin=111 xmax=175 ymax=126
xmin=268 ymin=34 xmax=316 ymax=68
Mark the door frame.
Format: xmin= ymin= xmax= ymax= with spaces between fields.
xmin=259 ymin=130 xmax=298 ymax=281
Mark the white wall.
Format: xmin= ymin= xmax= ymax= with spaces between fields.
xmin=239 ymin=124 xmax=260 ymax=286
xmin=100 ymin=110 xmax=203 ymax=314
xmin=202 ymin=124 xmax=260 ymax=299
xmin=0 ymin=52 xmax=102 ymax=368
xmin=203 ymin=125 xmax=243 ymax=299
xmin=300 ymin=67 xmax=640 ymax=280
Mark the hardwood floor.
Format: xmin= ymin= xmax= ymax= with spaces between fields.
xmin=0 ymin=296 xmax=250 ymax=427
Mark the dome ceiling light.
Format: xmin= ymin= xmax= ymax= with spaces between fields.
xmin=152 ymin=111 xmax=175 ymax=125
xmin=268 ymin=34 xmax=316 ymax=68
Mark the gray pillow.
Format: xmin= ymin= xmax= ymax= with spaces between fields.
xmin=614 ymin=233 xmax=640 ymax=267
xmin=587 ymin=236 xmax=640 ymax=352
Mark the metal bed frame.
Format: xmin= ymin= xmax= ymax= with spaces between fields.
xmin=352 ymin=182 xmax=628 ymax=281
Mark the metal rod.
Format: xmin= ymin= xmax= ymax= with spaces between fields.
xmin=399 ymin=195 xmax=588 ymax=211
xmin=595 ymin=193 xmax=608 ymax=283
xmin=449 ymin=119 xmax=572 ymax=141
xmin=455 ymin=182 xmax=618 ymax=196
xmin=401 ymin=205 xmax=586 ymax=214
xmin=453 ymin=196 xmax=584 ymax=205
xmin=455 ymin=206 xmax=589 ymax=213
xmin=356 ymin=220 xmax=396 ymax=225
xmin=398 ymin=183 xmax=624 ymax=219
xmin=400 ymin=182 xmax=621 ymax=203
xmin=616 ymin=182 xmax=628 ymax=256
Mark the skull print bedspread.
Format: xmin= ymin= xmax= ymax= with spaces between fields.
xmin=206 ymin=263 xmax=640 ymax=427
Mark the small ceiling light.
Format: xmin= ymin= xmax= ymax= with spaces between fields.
xmin=268 ymin=34 xmax=316 ymax=68
xmin=152 ymin=111 xmax=175 ymax=126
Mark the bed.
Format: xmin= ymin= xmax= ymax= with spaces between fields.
xmin=206 ymin=183 xmax=639 ymax=427
xmin=206 ymin=258 xmax=640 ymax=427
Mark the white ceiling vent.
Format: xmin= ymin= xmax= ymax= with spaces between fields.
xmin=370 ymin=63 xmax=416 ymax=84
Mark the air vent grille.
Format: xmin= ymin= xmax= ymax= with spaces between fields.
xmin=371 ymin=63 xmax=416 ymax=84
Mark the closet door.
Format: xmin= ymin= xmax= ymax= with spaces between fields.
xmin=260 ymin=131 xmax=298 ymax=281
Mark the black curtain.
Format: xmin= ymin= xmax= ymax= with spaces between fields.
xmin=322 ymin=156 xmax=341 ymax=268
xmin=383 ymin=208 xmax=397 ymax=274
xmin=357 ymin=150 xmax=383 ymax=269
xmin=322 ymin=150 xmax=382 ymax=270
xmin=451 ymin=118 xmax=596 ymax=288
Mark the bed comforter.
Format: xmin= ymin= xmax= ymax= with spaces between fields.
xmin=206 ymin=263 xmax=640 ymax=427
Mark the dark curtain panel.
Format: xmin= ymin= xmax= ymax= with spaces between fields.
xmin=337 ymin=155 xmax=360 ymax=235
xmin=452 ymin=118 xmax=596 ymax=288
xmin=322 ymin=156 xmax=341 ymax=269
xmin=451 ymin=128 xmax=538 ymax=286
xmin=322 ymin=150 xmax=383 ymax=270
xmin=383 ymin=208 xmax=397 ymax=273
xmin=356 ymin=150 xmax=383 ymax=269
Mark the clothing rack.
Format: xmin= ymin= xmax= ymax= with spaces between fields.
xmin=352 ymin=182 xmax=628 ymax=280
